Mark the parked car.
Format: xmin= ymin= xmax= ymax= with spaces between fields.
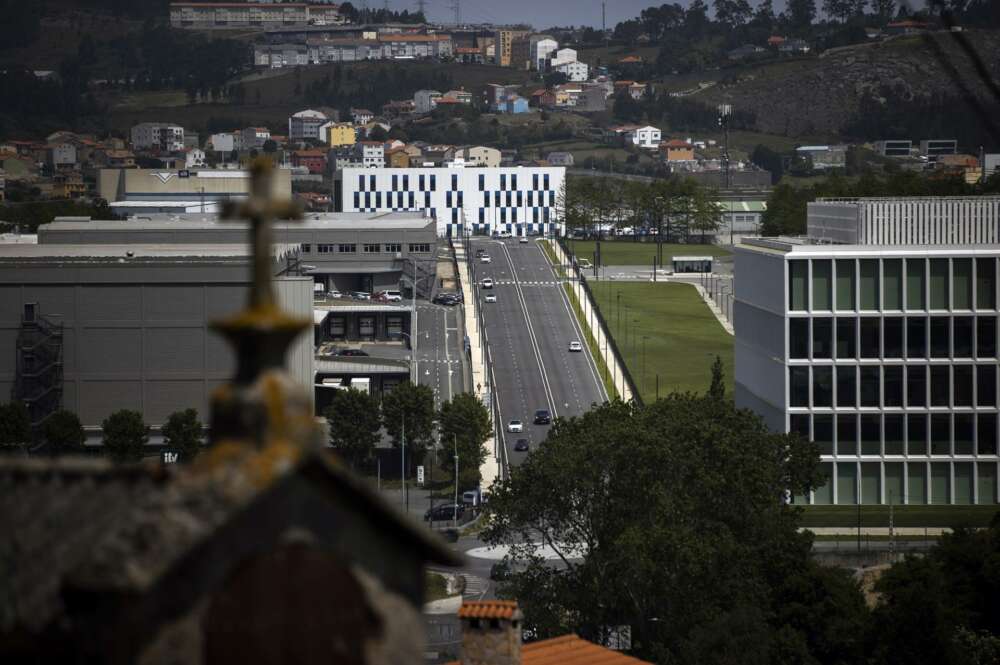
xmin=326 ymin=290 xmax=342 ymax=299
xmin=533 ymin=409 xmax=552 ymax=425
xmin=351 ymin=291 xmax=371 ymax=300
xmin=513 ymin=438 xmax=530 ymax=452
xmin=480 ymin=255 xmax=492 ymax=263
xmin=475 ymin=249 xmax=486 ymax=257
xmin=376 ymin=289 xmax=403 ymax=302
xmin=337 ymin=349 xmax=369 ymax=357
xmin=507 ymin=419 xmax=523 ymax=433
xmin=481 ymin=278 xmax=494 ymax=289
xmin=568 ymin=341 xmax=583 ymax=352
xmin=424 ymin=503 xmax=464 ymax=522
xmin=485 ymin=293 xmax=497 ymax=303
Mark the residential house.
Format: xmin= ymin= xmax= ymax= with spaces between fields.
xmin=661 ymin=139 xmax=695 ymax=161
xmin=795 ymin=145 xmax=847 ymax=170
xmin=936 ymin=154 xmax=982 ymax=184
xmin=291 ymin=149 xmax=328 ymax=174
xmin=414 ymin=89 xmax=442 ymax=114
xmin=381 ymin=99 xmax=415 ymax=118
xmin=494 ymin=28 xmax=531 ymax=67
xmin=184 ymin=148 xmax=207 ymax=169
xmin=454 ymin=46 xmax=484 ymax=63
xmin=532 ymin=37 xmax=558 ymax=70
xmin=208 ymin=132 xmax=239 ymax=154
xmin=546 ymin=152 xmax=574 ymax=166
xmin=351 ymin=108 xmax=374 ymax=125
xmin=552 ymin=59 xmax=589 ymax=82
xmin=355 ymin=141 xmax=385 ymax=168
xmin=885 ymin=19 xmax=932 ymax=35
xmin=484 ymin=83 xmax=519 ymax=111
xmin=46 ymin=144 xmax=77 ymax=170
xmin=605 ymin=124 xmax=641 ymax=144
xmin=547 ymin=47 xmax=577 ymax=69
xmin=442 ymin=89 xmax=473 ymax=105
xmin=288 ymin=109 xmax=329 ymax=141
xmin=456 ymin=146 xmax=501 ymax=168
xmin=98 ymin=149 xmax=137 ymax=169
xmin=421 ymin=144 xmax=457 ymax=166
xmin=53 ymin=171 xmax=86 ymax=198
xmin=170 ymin=2 xmax=345 ymax=29
xmin=767 ymin=35 xmax=786 ymax=47
xmin=241 ymin=127 xmax=271 ymax=150
xmin=324 ymin=122 xmax=357 ymax=148
xmin=553 ymin=83 xmax=583 ymax=107
xmin=576 ymin=85 xmax=608 ymax=112
xmin=727 ymin=44 xmax=765 ymax=60
xmin=618 ymin=54 xmax=643 ymax=65
xmin=501 ymin=95 xmax=530 ymax=114
xmin=386 ymin=146 xmax=412 ymax=168
xmin=627 ymin=125 xmax=662 ymax=150
xmin=613 ymin=80 xmax=647 ymax=100
xmin=130 ymin=122 xmax=185 ymax=152
xmin=530 ymin=89 xmax=557 ymax=108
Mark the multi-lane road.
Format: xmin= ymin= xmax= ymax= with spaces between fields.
xmin=471 ymin=237 xmax=607 ymax=472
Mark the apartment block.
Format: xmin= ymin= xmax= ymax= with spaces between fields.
xmin=341 ymin=166 xmax=565 ymax=237
xmin=170 ymin=2 xmax=344 ymax=30
xmin=130 ymin=123 xmax=185 ymax=152
xmin=735 ymin=197 xmax=1000 ymax=506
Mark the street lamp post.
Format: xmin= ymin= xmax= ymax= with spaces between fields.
xmin=642 ymin=335 xmax=649 ymax=396
xmin=453 ymin=434 xmax=459 ymax=527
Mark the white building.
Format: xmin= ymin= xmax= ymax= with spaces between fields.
xmin=130 ymin=123 xmax=185 ymax=152
xmin=628 ymin=126 xmax=662 ymax=150
xmin=208 ymin=132 xmax=239 ymax=154
xmin=184 ymin=148 xmax=207 ymax=169
xmin=341 ymin=166 xmax=566 ymax=237
xmin=356 ymin=142 xmax=386 ymax=169
xmin=532 ymin=38 xmax=558 ymax=70
xmin=552 ymin=60 xmax=589 ymax=82
xmin=352 ymin=109 xmax=374 ymax=125
xmin=735 ymin=196 xmax=1000 ymax=506
xmin=241 ymin=127 xmax=271 ymax=150
xmin=548 ymin=47 xmax=577 ymax=69
xmin=413 ymin=89 xmax=442 ymax=114
xmin=288 ymin=109 xmax=329 ymax=141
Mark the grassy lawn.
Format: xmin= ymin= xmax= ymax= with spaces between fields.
xmin=799 ymin=505 xmax=1000 ymax=529
xmin=592 ymin=282 xmax=733 ymax=400
xmin=563 ymin=284 xmax=618 ymax=400
xmin=425 ymin=571 xmax=453 ymax=602
xmin=566 ymin=240 xmax=730 ymax=267
xmin=539 ymin=240 xmax=566 ymax=278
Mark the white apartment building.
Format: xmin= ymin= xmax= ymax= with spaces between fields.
xmin=208 ymin=132 xmax=239 ymax=154
xmin=735 ymin=196 xmax=1000 ymax=506
xmin=548 ymin=47 xmax=577 ymax=68
xmin=242 ymin=127 xmax=271 ymax=150
xmin=288 ymin=109 xmax=329 ymax=141
xmin=532 ymin=38 xmax=558 ymax=70
xmin=414 ymin=90 xmax=442 ymax=114
xmin=356 ymin=142 xmax=386 ymax=169
xmin=130 ymin=123 xmax=185 ymax=152
xmin=628 ymin=126 xmax=662 ymax=150
xmin=184 ymin=148 xmax=207 ymax=169
xmin=552 ymin=60 xmax=589 ymax=82
xmin=170 ymin=2 xmax=344 ymax=30
xmin=341 ymin=166 xmax=566 ymax=237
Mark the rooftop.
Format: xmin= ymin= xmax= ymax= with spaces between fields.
xmin=0 ymin=243 xmax=298 ymax=262
xmin=446 ymin=633 xmax=652 ymax=665
xmin=47 ymin=211 xmax=435 ymax=231
xmin=458 ymin=600 xmax=520 ymax=620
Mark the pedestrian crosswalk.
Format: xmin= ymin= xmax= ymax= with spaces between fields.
xmin=461 ymin=573 xmax=490 ymax=600
xmin=486 ymin=280 xmax=562 ymax=286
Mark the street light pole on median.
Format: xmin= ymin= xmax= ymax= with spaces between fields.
xmin=453 ymin=434 xmax=459 ymax=528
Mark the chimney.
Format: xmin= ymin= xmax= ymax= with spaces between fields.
xmin=458 ymin=600 xmax=523 ymax=665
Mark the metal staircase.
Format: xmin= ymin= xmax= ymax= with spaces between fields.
xmin=12 ymin=304 xmax=64 ymax=431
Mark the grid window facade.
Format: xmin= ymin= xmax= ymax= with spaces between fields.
xmin=787 ymin=254 xmax=1000 ymax=505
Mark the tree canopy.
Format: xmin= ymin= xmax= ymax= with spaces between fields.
xmin=381 ymin=381 xmax=436 ymax=464
xmin=101 ymin=409 xmax=149 ymax=463
xmin=43 ymin=409 xmax=86 ymax=454
xmin=325 ymin=388 xmax=382 ymax=469
xmin=438 ymin=392 xmax=492 ymax=490
xmin=162 ymin=408 xmax=203 ymax=462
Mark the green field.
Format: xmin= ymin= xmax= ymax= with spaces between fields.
xmin=799 ymin=505 xmax=1000 ymax=529
xmin=592 ymin=282 xmax=733 ymax=400
xmin=566 ymin=240 xmax=730 ymax=267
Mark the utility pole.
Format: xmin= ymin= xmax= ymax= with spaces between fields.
xmin=718 ymin=104 xmax=732 ymax=190
xmin=453 ymin=435 xmax=459 ymax=527
xmin=448 ymin=0 xmax=461 ymax=25
xmin=401 ymin=415 xmax=407 ymax=511
xmin=415 ymin=0 xmax=427 ymax=20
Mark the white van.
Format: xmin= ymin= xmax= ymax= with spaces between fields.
xmin=577 ymin=258 xmax=592 ymax=269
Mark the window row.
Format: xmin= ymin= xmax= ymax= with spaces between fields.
xmin=789 ymin=315 xmax=998 ymax=360
xmin=790 ymin=412 xmax=999 ymax=457
xmin=790 ymin=364 xmax=998 ymax=409
xmin=802 ymin=460 xmax=998 ymax=505
xmin=789 ymin=257 xmax=998 ymax=312
xmin=302 ymin=242 xmax=424 ymax=254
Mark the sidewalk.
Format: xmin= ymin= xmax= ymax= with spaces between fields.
xmin=690 ymin=282 xmax=734 ymax=335
xmin=453 ymin=242 xmax=500 ymax=490
xmin=548 ymin=241 xmax=634 ymax=402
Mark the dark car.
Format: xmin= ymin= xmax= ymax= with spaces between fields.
xmin=434 ymin=292 xmax=462 ymax=306
xmin=533 ymin=409 xmax=552 ymax=425
xmin=337 ymin=349 xmax=369 ymax=357
xmin=513 ymin=438 xmax=530 ymax=452
xmin=424 ymin=503 xmax=464 ymax=522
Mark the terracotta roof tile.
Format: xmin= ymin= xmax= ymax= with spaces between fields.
xmin=445 ymin=633 xmax=653 ymax=665
xmin=458 ymin=600 xmax=520 ymax=620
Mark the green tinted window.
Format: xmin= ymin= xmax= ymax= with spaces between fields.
xmin=883 ymin=259 xmax=902 ymax=310
xmin=789 ymin=260 xmax=808 ymax=311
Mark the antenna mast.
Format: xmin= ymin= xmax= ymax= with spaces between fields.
xmin=448 ymin=0 xmax=461 ymax=25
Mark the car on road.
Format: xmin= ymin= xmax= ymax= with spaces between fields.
xmin=480 ymin=255 xmax=492 ymax=263
xmin=337 ymin=349 xmax=369 ymax=357
xmin=376 ymin=289 xmax=403 ymax=302
xmin=351 ymin=291 xmax=371 ymax=300
xmin=434 ymin=292 xmax=461 ymax=305
xmin=484 ymin=293 xmax=497 ymax=303
xmin=475 ymin=249 xmax=486 ymax=257
xmin=481 ymin=278 xmax=494 ymax=289
xmin=568 ymin=341 xmax=583 ymax=352
xmin=507 ymin=419 xmax=523 ymax=433
xmin=326 ymin=290 xmax=342 ymax=299
xmin=513 ymin=438 xmax=530 ymax=452
xmin=519 ymin=236 xmax=528 ymax=244
xmin=424 ymin=503 xmax=464 ymax=522
xmin=533 ymin=409 xmax=552 ymax=425
xmin=496 ymin=231 xmax=512 ymax=239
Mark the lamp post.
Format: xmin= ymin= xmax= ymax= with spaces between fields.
xmin=642 ymin=335 xmax=649 ymax=397
xmin=453 ymin=434 xmax=459 ymax=528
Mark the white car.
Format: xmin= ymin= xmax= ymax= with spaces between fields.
xmin=507 ymin=420 xmax=524 ymax=433
xmin=568 ymin=341 xmax=583 ymax=352
xmin=485 ymin=293 xmax=497 ymax=303
xmin=327 ymin=290 xmax=342 ymax=299
xmin=481 ymin=255 xmax=492 ymax=263
xmin=496 ymin=231 xmax=512 ymax=239
xmin=482 ymin=278 xmax=494 ymax=289
xmin=519 ymin=236 xmax=529 ymax=244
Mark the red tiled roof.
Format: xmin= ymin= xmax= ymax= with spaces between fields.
xmin=379 ymin=34 xmax=449 ymax=42
xmin=446 ymin=634 xmax=653 ymax=665
xmin=458 ymin=600 xmax=519 ymax=620
xmin=618 ymin=55 xmax=643 ymax=63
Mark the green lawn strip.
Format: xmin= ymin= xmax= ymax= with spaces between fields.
xmin=539 ymin=240 xmax=566 ymax=278
xmin=592 ymin=282 xmax=733 ymax=400
xmin=565 ymin=240 xmax=730 ymax=268
xmin=799 ymin=505 xmax=1000 ymax=529
xmin=425 ymin=570 xmax=453 ymax=602
xmin=562 ymin=283 xmax=618 ymax=400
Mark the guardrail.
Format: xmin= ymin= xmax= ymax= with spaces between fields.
xmin=558 ymin=237 xmax=644 ymax=406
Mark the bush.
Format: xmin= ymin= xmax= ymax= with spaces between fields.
xmin=102 ymin=409 xmax=149 ymax=463
xmin=162 ymin=408 xmax=203 ymax=462
xmin=43 ymin=409 xmax=85 ymax=454
xmin=0 ymin=401 xmax=32 ymax=447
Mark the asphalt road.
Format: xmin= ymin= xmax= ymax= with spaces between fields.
xmin=472 ymin=237 xmax=608 ymax=472
xmin=415 ymin=301 xmax=466 ymax=410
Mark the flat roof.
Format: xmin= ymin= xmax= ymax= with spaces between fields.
xmin=738 ymin=237 xmax=1000 ymax=256
xmin=0 ymin=243 xmax=298 ymax=261
xmin=46 ymin=211 xmax=436 ymax=232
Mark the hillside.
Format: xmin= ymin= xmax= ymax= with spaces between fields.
xmin=696 ymin=30 xmax=1000 ymax=140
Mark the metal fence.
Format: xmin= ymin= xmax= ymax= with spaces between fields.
xmin=700 ymin=272 xmax=734 ymax=325
xmin=558 ymin=238 xmax=644 ymax=406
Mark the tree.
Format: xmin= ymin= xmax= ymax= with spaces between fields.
xmin=708 ymin=355 xmax=725 ymax=399
xmin=438 ymin=393 xmax=491 ymax=490
xmin=0 ymin=401 xmax=31 ymax=448
xmin=381 ymin=382 xmax=435 ymax=464
xmin=482 ymin=397 xmax=826 ymax=661
xmin=543 ymin=71 xmax=569 ymax=88
xmin=325 ymin=388 xmax=382 ymax=469
xmin=870 ymin=0 xmax=896 ymax=19
xmin=262 ymin=139 xmax=277 ymax=153
xmin=713 ymin=0 xmax=753 ymax=27
xmin=162 ymin=408 xmax=203 ymax=462
xmin=102 ymin=409 xmax=149 ymax=463
xmin=367 ymin=125 xmax=388 ymax=141
xmin=43 ymin=409 xmax=85 ymax=454
xmin=787 ymin=0 xmax=818 ymax=30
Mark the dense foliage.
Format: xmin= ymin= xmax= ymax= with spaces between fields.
xmin=101 ymin=409 xmax=149 ymax=463
xmin=0 ymin=401 xmax=32 ymax=448
xmin=42 ymin=410 xmax=86 ymax=454
xmin=437 ymin=393 xmax=492 ymax=491
xmin=380 ymin=381 xmax=436 ymax=465
xmin=162 ymin=408 xmax=203 ymax=462
xmin=324 ymin=388 xmax=382 ymax=469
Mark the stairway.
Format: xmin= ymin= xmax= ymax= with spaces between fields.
xmin=12 ymin=306 xmax=64 ymax=431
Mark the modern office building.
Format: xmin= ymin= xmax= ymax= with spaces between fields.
xmin=735 ymin=196 xmax=1000 ymax=505
xmin=0 ymin=243 xmax=312 ymax=437
xmin=98 ymin=168 xmax=292 ymax=215
xmin=340 ymin=166 xmax=566 ymax=237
